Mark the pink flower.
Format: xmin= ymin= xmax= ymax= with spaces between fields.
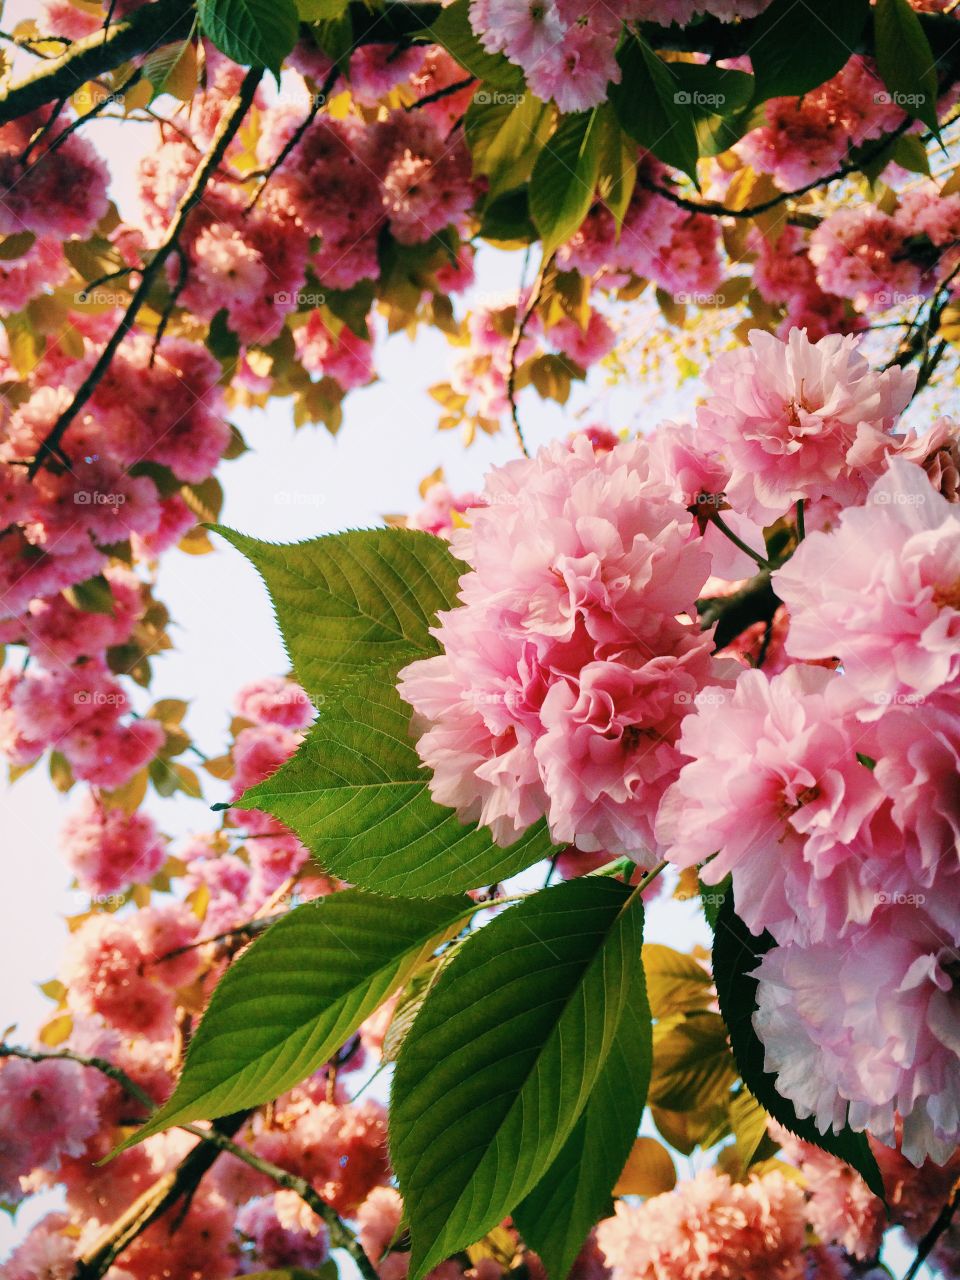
xmin=0 ymin=1057 xmax=105 ymax=1201
xmin=236 ymin=1191 xmax=329 ymax=1269
xmin=774 ymin=1129 xmax=885 ymax=1260
xmin=294 ymin=312 xmax=374 ymax=390
xmin=809 ymin=207 xmax=925 ymax=312
xmin=61 ymin=792 xmax=165 ymax=896
xmin=774 ymin=458 xmax=960 ymax=707
xmin=752 ymin=904 xmax=960 ymax=1165
xmin=596 ymin=1168 xmax=807 ymax=1280
xmin=656 ymin=664 xmax=907 ymax=945
xmin=400 ymin=436 xmax=724 ymax=860
xmin=697 ymin=329 xmax=915 ymax=520
xmin=234 ymin=675 xmax=316 ymax=730
xmin=2 ymin=1213 xmax=78 ymax=1280
xmin=406 ymin=481 xmax=481 ymax=538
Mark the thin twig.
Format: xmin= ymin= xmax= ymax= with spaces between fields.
xmin=903 ymin=1180 xmax=960 ymax=1280
xmin=405 ymin=75 xmax=475 ymax=112
xmin=189 ymin=1125 xmax=380 ymax=1280
xmin=637 ymin=117 xmax=917 ymax=222
xmin=27 ymin=66 xmax=263 ymax=478
xmin=506 ymin=253 xmax=554 ymax=458
xmin=246 ymin=65 xmax=339 ymax=213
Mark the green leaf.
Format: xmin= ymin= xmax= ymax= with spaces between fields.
xmin=0 ymin=231 xmax=36 ymax=261
xmin=513 ymin=931 xmax=652 ymax=1280
xmin=747 ymin=0 xmax=870 ymax=102
xmin=891 ymin=134 xmax=931 ymax=176
xmin=670 ymin=64 xmax=755 ymax=157
xmin=295 ymin=0 xmax=347 ymax=17
xmin=140 ymin=38 xmax=196 ymax=102
xmin=597 ymin=108 xmax=636 ymax=232
xmin=124 ymin=891 xmax=471 ymax=1143
xmin=609 ymin=36 xmax=700 ymax=183
xmin=649 ymin=1011 xmax=737 ymax=1112
xmin=427 ymin=0 xmax=523 ymax=91
xmin=391 ymin=877 xmax=647 ymax=1280
xmin=237 ymin=665 xmax=555 ymax=895
xmin=311 ymin=8 xmax=353 ymax=72
xmin=62 ymin=574 xmax=115 ymax=616
xmin=874 ymin=0 xmax=939 ymax=132
xmin=643 ymin=944 xmax=713 ymax=1019
xmin=196 ymin=0 xmax=298 ymax=76
xmin=213 ymin=527 xmax=463 ymax=698
xmin=465 ymin=90 xmax=553 ymax=202
xmin=529 ymin=110 xmax=604 ymax=259
xmin=712 ymin=892 xmax=885 ymax=1199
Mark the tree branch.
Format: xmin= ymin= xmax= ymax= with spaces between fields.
xmin=189 ymin=1125 xmax=381 ymax=1280
xmin=73 ymin=1111 xmax=251 ymax=1280
xmin=506 ymin=254 xmax=553 ymax=459
xmin=27 ymin=65 xmax=263 ymax=478
xmin=2 ymin=1042 xmax=379 ymax=1280
xmin=0 ymin=0 xmax=196 ymax=126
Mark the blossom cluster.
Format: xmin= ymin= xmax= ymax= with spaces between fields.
xmin=400 ymin=327 xmax=960 ymax=1168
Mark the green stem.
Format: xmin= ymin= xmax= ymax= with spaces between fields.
xmin=709 ymin=512 xmax=769 ymax=569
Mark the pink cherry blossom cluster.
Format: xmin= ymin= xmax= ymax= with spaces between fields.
xmin=468 ymin=0 xmax=774 ymax=113
xmin=400 ymin=327 xmax=960 ymax=1168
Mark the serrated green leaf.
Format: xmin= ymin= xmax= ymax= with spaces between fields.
xmin=609 ymin=37 xmax=700 ymax=183
xmin=747 ymin=0 xmax=870 ymax=103
xmin=213 ymin=527 xmax=463 ymax=698
xmin=529 ymin=109 xmax=604 ymax=259
xmin=712 ymin=892 xmax=885 ymax=1200
xmin=141 ymin=39 xmax=196 ymax=102
xmin=196 ymin=0 xmax=298 ymax=75
xmin=123 ymin=891 xmax=471 ymax=1144
xmin=236 ymin=667 xmax=555 ymax=895
xmin=391 ymin=877 xmax=646 ymax=1280
xmin=513 ymin=936 xmax=652 ymax=1280
xmin=874 ymin=0 xmax=939 ymax=132
xmin=465 ymin=90 xmax=553 ymax=202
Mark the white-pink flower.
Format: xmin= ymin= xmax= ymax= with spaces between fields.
xmin=774 ymin=458 xmax=960 ymax=707
xmin=753 ymin=905 xmax=960 ymax=1165
xmin=697 ymin=329 xmax=915 ymax=520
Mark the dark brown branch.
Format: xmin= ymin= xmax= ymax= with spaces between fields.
xmin=405 ymin=75 xmax=476 ymax=112
xmin=636 ymin=116 xmax=916 ymax=222
xmin=4 ymin=1041 xmax=379 ymax=1280
xmin=903 ymin=1180 xmax=960 ymax=1280
xmin=0 ymin=0 xmax=196 ymax=125
xmin=72 ymin=1111 xmax=250 ymax=1280
xmin=506 ymin=254 xmax=554 ymax=458
xmin=246 ymin=64 xmax=339 ymax=213
xmin=27 ymin=65 xmax=263 ymax=478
